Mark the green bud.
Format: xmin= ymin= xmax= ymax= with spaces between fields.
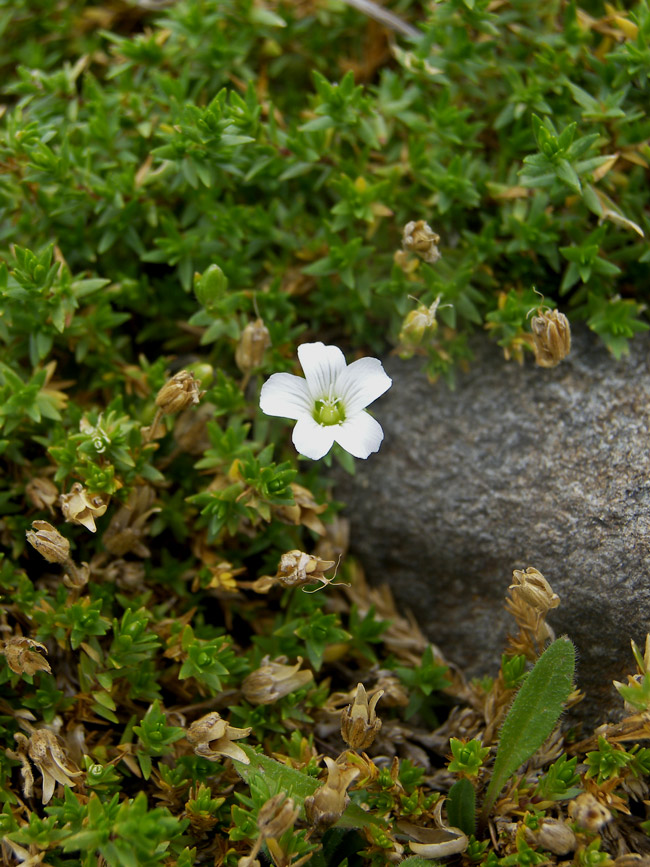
xmin=194 ymin=264 xmax=228 ymax=309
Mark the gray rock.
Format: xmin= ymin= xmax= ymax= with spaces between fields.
xmin=335 ymin=327 xmax=650 ymax=723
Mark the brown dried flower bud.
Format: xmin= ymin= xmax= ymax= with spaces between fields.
xmin=304 ymin=757 xmax=359 ymax=832
xmin=25 ymin=477 xmax=59 ymax=514
xmin=155 ymin=369 xmax=202 ymax=415
xmin=186 ymin=711 xmax=252 ymax=764
xmin=242 ymin=655 xmax=313 ymax=705
xmin=402 ymin=220 xmax=441 ymax=264
xmin=26 ymin=520 xmax=71 ymax=563
xmin=257 ymin=793 xmax=299 ymax=839
xmin=530 ymin=308 xmax=571 ymax=368
xmin=509 ymin=567 xmax=560 ymax=614
xmin=59 ymin=483 xmax=109 ymax=533
xmin=341 ymin=683 xmax=383 ymax=750
xmin=235 ymin=318 xmax=271 ymax=375
xmin=276 ymin=550 xmax=336 ymax=590
xmin=568 ymin=792 xmax=612 ymax=832
xmin=1 ymin=637 xmax=51 ymax=676
xmin=11 ymin=730 xmax=82 ymax=804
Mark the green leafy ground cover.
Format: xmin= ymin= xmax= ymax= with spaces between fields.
xmin=2 ymin=0 xmax=650 ymax=864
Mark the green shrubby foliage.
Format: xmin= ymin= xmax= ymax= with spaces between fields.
xmin=2 ymin=0 xmax=650 ymax=865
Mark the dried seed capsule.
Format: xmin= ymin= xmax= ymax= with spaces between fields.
xmin=235 ymin=318 xmax=271 ymax=375
xmin=509 ymin=567 xmax=560 ymax=614
xmin=341 ymin=683 xmax=383 ymax=750
xmin=402 ymin=220 xmax=441 ymax=264
xmin=26 ymin=520 xmax=70 ymax=563
xmin=530 ymin=308 xmax=571 ymax=368
xmin=155 ymin=370 xmax=202 ymax=415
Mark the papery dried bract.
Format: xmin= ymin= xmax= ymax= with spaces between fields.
xmin=304 ymin=756 xmax=359 ymax=832
xmin=241 ymin=655 xmax=313 ymax=705
xmin=186 ymin=712 xmax=252 ymax=764
xmin=1 ymin=637 xmax=51 ymax=676
xmin=59 ymin=483 xmax=109 ymax=533
xmin=10 ymin=730 xmax=82 ymax=804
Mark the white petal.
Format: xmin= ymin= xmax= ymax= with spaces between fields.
xmin=335 ymin=357 xmax=392 ymax=416
xmin=260 ymin=373 xmax=312 ymax=420
xmin=297 ymin=342 xmax=346 ymax=401
xmin=333 ymin=411 xmax=384 ymax=459
xmin=292 ymin=416 xmax=337 ymax=460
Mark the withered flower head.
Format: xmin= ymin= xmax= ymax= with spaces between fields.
xmin=26 ymin=520 xmax=70 ymax=563
xmin=1 ymin=637 xmax=51 ymax=676
xmin=530 ymin=308 xmax=571 ymax=368
xmin=304 ymin=757 xmax=359 ymax=832
xmin=12 ymin=730 xmax=82 ymax=804
xmin=241 ymin=655 xmax=313 ymax=705
xmin=276 ymin=550 xmax=337 ymax=590
xmin=402 ymin=220 xmax=441 ymax=264
xmin=155 ymin=369 xmax=202 ymax=415
xmin=274 ymin=483 xmax=328 ymax=535
xmin=186 ymin=712 xmax=252 ymax=765
xmin=235 ymin=318 xmax=271 ymax=375
xmin=568 ymin=792 xmax=612 ymax=832
xmin=257 ymin=793 xmax=299 ymax=839
xmin=59 ymin=483 xmax=109 ymax=533
xmin=510 ymin=567 xmax=560 ymax=614
xmin=25 ymin=477 xmax=59 ymax=514
xmin=341 ymin=683 xmax=383 ymax=750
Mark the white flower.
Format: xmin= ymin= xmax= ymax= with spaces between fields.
xmin=260 ymin=342 xmax=392 ymax=460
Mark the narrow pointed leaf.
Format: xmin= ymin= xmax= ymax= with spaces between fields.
xmin=481 ymin=637 xmax=575 ymax=821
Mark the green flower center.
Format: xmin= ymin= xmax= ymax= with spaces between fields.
xmin=314 ymin=399 xmax=345 ymax=426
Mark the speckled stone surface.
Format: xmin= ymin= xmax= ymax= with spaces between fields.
xmin=334 ymin=327 xmax=650 ymax=722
